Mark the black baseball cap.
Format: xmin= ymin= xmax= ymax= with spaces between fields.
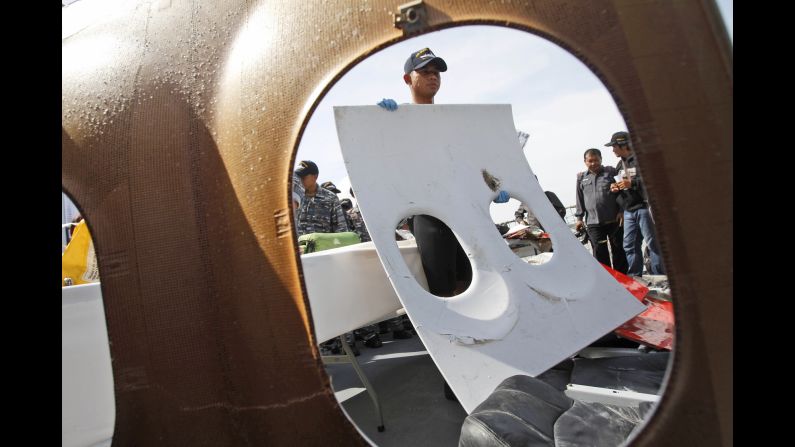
xmin=295 ymin=160 xmax=319 ymax=177
xmin=604 ymin=131 xmax=630 ymax=147
xmin=404 ymin=47 xmax=448 ymax=74
xmin=321 ymin=181 xmax=341 ymax=193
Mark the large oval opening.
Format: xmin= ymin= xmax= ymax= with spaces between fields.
xmin=294 ymin=24 xmax=675 ymax=446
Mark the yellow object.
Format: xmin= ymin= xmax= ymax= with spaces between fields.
xmin=62 ymin=220 xmax=100 ymax=286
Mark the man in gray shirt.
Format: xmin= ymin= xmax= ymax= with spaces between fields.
xmin=575 ymin=148 xmax=628 ymax=274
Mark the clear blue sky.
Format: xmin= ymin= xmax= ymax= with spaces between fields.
xmin=296 ymin=1 xmax=732 ymax=224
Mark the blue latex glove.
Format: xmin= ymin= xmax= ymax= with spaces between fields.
xmin=377 ymin=98 xmax=398 ymax=111
xmin=494 ymin=190 xmax=510 ymax=203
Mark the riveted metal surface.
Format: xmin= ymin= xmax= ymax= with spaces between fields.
xmin=62 ymin=0 xmax=731 ymax=445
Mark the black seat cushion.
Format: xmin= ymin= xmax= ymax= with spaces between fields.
xmin=459 ymin=375 xmax=657 ymax=447
xmin=553 ymin=401 xmax=650 ymax=446
xmin=459 ymin=375 xmax=573 ymax=447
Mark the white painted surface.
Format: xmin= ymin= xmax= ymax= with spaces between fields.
xmin=302 ymin=239 xmax=428 ymax=343
xmin=565 ymin=384 xmax=660 ymax=407
xmin=62 ymin=282 xmax=115 ymax=447
xmin=335 ymin=104 xmax=646 ymax=413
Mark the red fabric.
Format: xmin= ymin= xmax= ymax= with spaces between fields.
xmin=602 ymin=264 xmax=648 ymax=301
xmin=602 ymin=265 xmax=675 ymax=351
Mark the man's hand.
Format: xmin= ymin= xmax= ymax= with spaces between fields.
xmin=377 ymin=98 xmax=398 ymax=111
xmin=575 ymin=220 xmax=584 ymax=232
xmin=617 ymin=212 xmax=624 ymax=227
xmin=494 ymin=190 xmax=510 ymax=203
xmin=614 ymin=179 xmax=631 ymax=190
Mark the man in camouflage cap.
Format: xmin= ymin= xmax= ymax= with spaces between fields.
xmin=320 ymin=181 xmax=342 ymax=194
xmin=295 ymin=160 xmax=348 ymax=236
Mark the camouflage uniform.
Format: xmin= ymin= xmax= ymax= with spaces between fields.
xmin=292 ymin=174 xmax=304 ymax=204
xmin=347 ymin=205 xmax=371 ymax=242
xmin=292 ymin=174 xmax=304 ymax=226
xmin=297 ymin=186 xmax=348 ymax=236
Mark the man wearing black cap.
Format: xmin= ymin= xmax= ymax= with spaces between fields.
xmin=321 ymin=181 xmax=342 ymax=194
xmin=377 ymin=48 xmax=471 ymax=298
xmin=403 ymin=47 xmax=447 ymax=104
xmin=606 ymin=132 xmax=665 ymax=276
xmin=322 ymin=181 xmax=356 ymax=231
xmin=376 ymin=47 xmax=510 ymax=298
xmin=294 ymin=160 xmax=348 ymax=236
xmin=377 ymin=47 xmax=519 ymax=399
xmin=377 ymin=47 xmax=448 ymax=110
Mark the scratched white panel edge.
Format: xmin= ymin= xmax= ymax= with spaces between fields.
xmin=334 ymin=105 xmax=646 ymax=412
xmin=302 ymin=240 xmax=428 ymax=343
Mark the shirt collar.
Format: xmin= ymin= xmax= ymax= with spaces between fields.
xmin=585 ymin=167 xmax=603 ymax=176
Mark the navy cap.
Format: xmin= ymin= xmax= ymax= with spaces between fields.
xmin=404 ymin=47 xmax=448 ymax=74
xmin=604 ymin=131 xmax=630 ymax=147
xmin=340 ymin=198 xmax=353 ymax=211
xmin=295 ymin=160 xmax=319 ymax=177
xmin=321 ymin=181 xmax=341 ymax=194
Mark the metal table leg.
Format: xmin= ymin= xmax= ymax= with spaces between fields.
xmin=339 ymin=337 xmax=385 ymax=432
